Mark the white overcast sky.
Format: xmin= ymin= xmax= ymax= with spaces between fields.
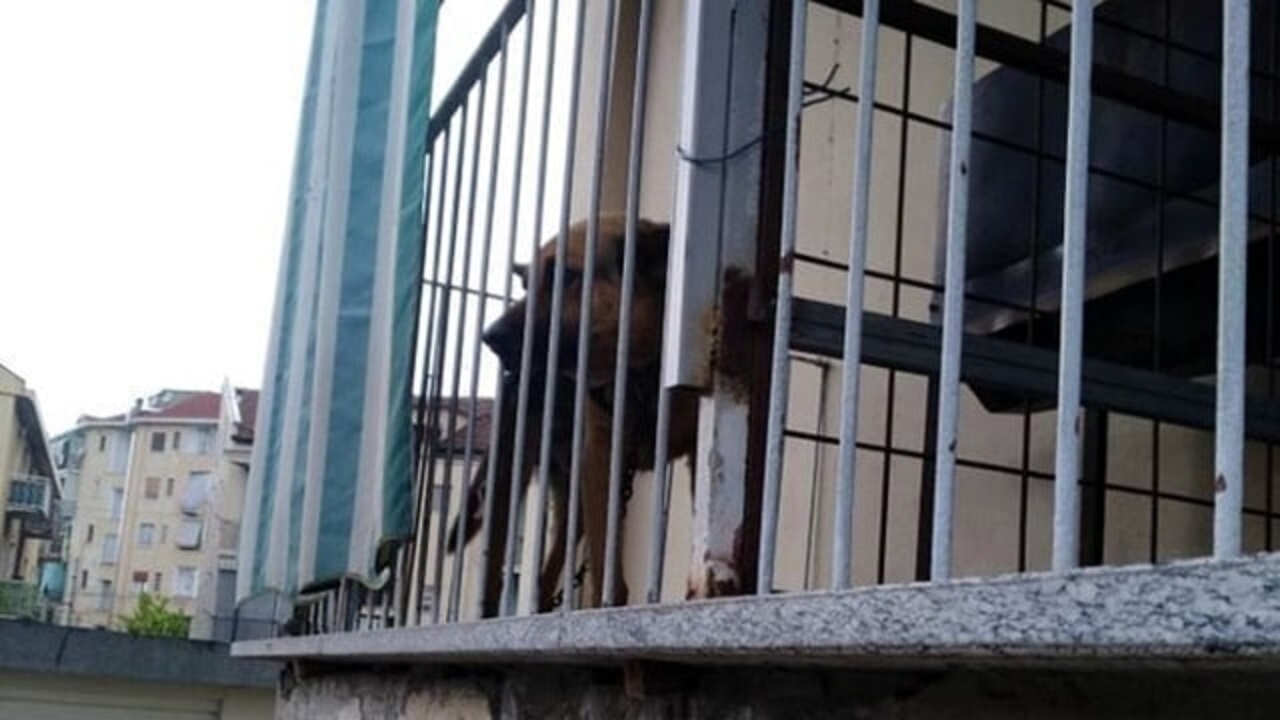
xmin=0 ymin=0 xmax=504 ymax=433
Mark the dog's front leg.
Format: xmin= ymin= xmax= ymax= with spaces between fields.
xmin=581 ymin=400 xmax=628 ymax=608
xmin=537 ymin=476 xmax=568 ymax=612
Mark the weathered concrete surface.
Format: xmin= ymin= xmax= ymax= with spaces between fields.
xmin=277 ymin=663 xmax=1280 ymax=719
xmin=238 ymin=554 xmax=1280 ymax=668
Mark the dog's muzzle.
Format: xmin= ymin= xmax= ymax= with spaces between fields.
xmin=482 ymin=302 xmax=530 ymax=372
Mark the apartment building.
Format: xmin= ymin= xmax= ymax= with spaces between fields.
xmin=56 ymin=385 xmax=257 ymax=638
xmin=0 ymin=362 xmax=60 ymax=616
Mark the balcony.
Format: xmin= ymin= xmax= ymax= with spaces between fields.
xmin=7 ymin=473 xmax=53 ymax=520
xmin=0 ymin=580 xmax=46 ymax=621
xmin=236 ymin=0 xmax=1280 ymax=703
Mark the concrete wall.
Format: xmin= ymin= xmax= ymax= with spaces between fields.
xmin=0 ymin=620 xmax=277 ymax=719
xmin=275 ymin=663 xmax=1280 ymax=719
xmin=0 ymin=670 xmax=273 ymax=720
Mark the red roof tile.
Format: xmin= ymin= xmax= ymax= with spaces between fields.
xmin=138 ymin=392 xmax=222 ymax=421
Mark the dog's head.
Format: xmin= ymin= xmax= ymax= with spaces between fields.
xmin=482 ymin=215 xmax=669 ymax=387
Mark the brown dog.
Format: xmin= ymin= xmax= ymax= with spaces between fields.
xmin=447 ymin=215 xmax=698 ymax=612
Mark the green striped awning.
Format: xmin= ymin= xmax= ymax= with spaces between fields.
xmin=238 ymin=0 xmax=438 ymax=600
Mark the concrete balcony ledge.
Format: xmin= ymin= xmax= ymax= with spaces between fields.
xmin=233 ymin=553 xmax=1280 ymax=669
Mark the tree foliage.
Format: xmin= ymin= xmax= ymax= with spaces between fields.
xmin=119 ymin=593 xmax=191 ymax=638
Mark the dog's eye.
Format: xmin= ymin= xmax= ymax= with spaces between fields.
xmin=543 ymin=264 xmax=582 ymax=288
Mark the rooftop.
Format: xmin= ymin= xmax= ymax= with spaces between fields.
xmin=3 ymin=621 xmax=277 ymax=688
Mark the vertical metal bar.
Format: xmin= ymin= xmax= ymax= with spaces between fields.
xmin=805 ymin=360 xmax=832 ymax=588
xmin=1214 ymin=0 xmax=1251 ymax=559
xmin=602 ymin=0 xmax=653 ymax=607
xmin=1267 ymin=1 xmax=1279 ymax=552
xmin=1150 ymin=0 xmax=1172 ymax=565
xmin=1017 ymin=0 xmax=1050 ymax=575
xmin=450 ymin=32 xmax=510 ymax=625
xmin=420 ymin=99 xmax=472 ymax=621
xmin=502 ymin=0 xmax=565 ymax=616
xmin=513 ymin=0 xmax=581 ymax=616
xmin=915 ymin=373 xmax=938 ymax=581
xmin=380 ymin=582 xmax=392 ymax=629
xmin=637 ymin=0 xmax=671 ymax=603
xmin=879 ymin=31 xmax=914 ymax=586
xmin=1051 ymin=0 xmax=1093 ymax=573
xmin=486 ymin=2 xmax=538 ymax=619
xmin=407 ymin=125 xmax=452 ymax=625
xmin=393 ymin=543 xmax=408 ymax=626
xmin=437 ymin=68 xmax=490 ymax=624
xmin=565 ymin=0 xmax=622 ymax=609
xmin=643 ymin=387 xmax=674 ymax=602
xmin=757 ymin=0 xmax=808 ymax=596
xmin=1079 ymin=408 xmax=1108 ymax=566
xmin=929 ymin=0 xmax=977 ymax=582
xmin=831 ymin=0 xmax=880 ymax=591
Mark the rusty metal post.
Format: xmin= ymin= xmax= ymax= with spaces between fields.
xmin=665 ymin=0 xmax=773 ymax=599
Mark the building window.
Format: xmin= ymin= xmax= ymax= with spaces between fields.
xmin=80 ymin=570 xmax=88 ymax=590
xmin=98 ymin=434 xmax=106 ymax=452
xmin=131 ymin=571 xmax=148 ymax=595
xmin=102 ymin=533 xmax=119 ymax=564
xmin=181 ymin=472 xmax=213 ymax=515
xmin=160 ymin=524 xmax=168 ymax=545
xmin=109 ymin=488 xmax=124 ymax=521
xmin=98 ymin=580 xmax=113 ymax=611
xmin=144 ymin=476 xmax=161 ymax=499
xmin=106 ymin=433 xmax=128 ymax=473
xmin=174 ymin=566 xmax=198 ymax=598
xmin=152 ymin=572 xmax=162 ymax=593
xmin=173 ymin=431 xmax=181 ymax=451
xmin=150 ymin=432 xmax=165 ymax=452
xmin=166 ymin=477 xmax=175 ymax=497
xmin=138 ymin=522 xmax=156 ymax=547
xmin=86 ymin=524 xmax=94 ymax=544
xmin=176 ymin=518 xmax=203 ymax=550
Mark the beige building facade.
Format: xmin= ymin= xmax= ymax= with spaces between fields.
xmin=0 ymin=362 xmax=60 ymax=604
xmin=57 ymin=385 xmax=259 ymax=638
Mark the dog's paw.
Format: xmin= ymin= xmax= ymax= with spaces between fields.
xmin=686 ymin=558 xmax=741 ymax=599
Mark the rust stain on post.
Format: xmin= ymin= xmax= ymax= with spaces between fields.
xmin=718 ymin=267 xmax=755 ymax=404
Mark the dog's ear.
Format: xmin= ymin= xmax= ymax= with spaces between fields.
xmin=627 ymin=220 xmax=670 ymax=283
